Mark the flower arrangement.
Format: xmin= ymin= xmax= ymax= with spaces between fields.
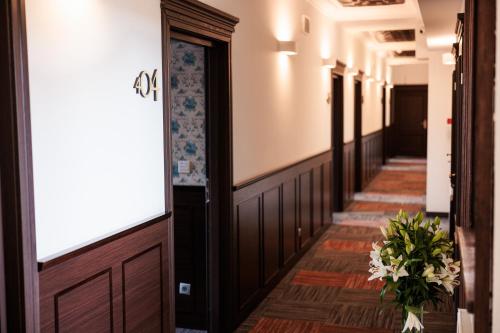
xmin=368 ymin=210 xmax=461 ymax=333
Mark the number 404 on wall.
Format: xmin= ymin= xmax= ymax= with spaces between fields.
xmin=133 ymin=69 xmax=159 ymax=101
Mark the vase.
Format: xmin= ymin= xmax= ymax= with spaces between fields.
xmin=402 ymin=305 xmax=424 ymax=333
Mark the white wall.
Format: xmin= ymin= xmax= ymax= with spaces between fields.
xmin=26 ymin=0 xmax=165 ymax=260
xmin=492 ymin=0 xmax=500 ymax=329
xmin=392 ymin=64 xmax=429 ymax=85
xmin=199 ymin=0 xmax=385 ymax=182
xmin=426 ymin=52 xmax=453 ymax=212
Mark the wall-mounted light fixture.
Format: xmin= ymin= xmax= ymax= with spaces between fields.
xmin=346 ymin=66 xmax=358 ymax=75
xmin=277 ymin=41 xmax=298 ymax=56
xmin=322 ymin=57 xmax=337 ymax=69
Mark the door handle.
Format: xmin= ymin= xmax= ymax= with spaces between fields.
xmin=422 ymin=119 xmax=427 ymax=129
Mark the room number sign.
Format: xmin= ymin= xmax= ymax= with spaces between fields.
xmin=133 ymin=69 xmax=159 ymax=101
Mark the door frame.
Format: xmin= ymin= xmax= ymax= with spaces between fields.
xmin=458 ymin=1 xmax=495 ymax=332
xmin=354 ymin=75 xmax=363 ymax=192
xmin=162 ymin=1 xmax=238 ymax=332
xmin=0 ymin=0 xmax=40 ymax=331
xmin=331 ymin=61 xmax=345 ymax=212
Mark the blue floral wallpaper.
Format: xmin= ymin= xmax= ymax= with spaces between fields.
xmin=170 ymin=40 xmax=207 ymax=186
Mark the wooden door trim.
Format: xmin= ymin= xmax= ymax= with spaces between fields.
xmin=0 ymin=0 xmax=40 ymax=331
xmin=467 ymin=0 xmax=494 ymax=331
xmin=162 ymin=1 xmax=239 ymax=332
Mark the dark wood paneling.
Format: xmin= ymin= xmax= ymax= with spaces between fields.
xmin=39 ymin=218 xmax=173 ymax=332
xmin=343 ymin=141 xmax=355 ymax=207
xmin=312 ymin=166 xmax=322 ymax=233
xmin=123 ymin=246 xmax=163 ymax=332
xmin=173 ymin=186 xmax=207 ymax=329
xmin=262 ymin=187 xmax=280 ymax=284
xmin=338 ymin=0 xmax=404 ymax=7
xmin=361 ymin=130 xmax=383 ymax=189
xmin=282 ymin=179 xmax=297 ymax=265
xmin=232 ymin=150 xmax=331 ymax=330
xmin=374 ymin=29 xmax=415 ymax=42
xmin=56 ymin=270 xmax=112 ymax=332
xmin=299 ymin=171 xmax=312 ymax=247
xmin=322 ymin=162 xmax=332 ymax=225
xmin=236 ymin=196 xmax=261 ymax=310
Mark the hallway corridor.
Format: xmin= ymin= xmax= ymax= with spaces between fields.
xmin=237 ymin=158 xmax=455 ymax=333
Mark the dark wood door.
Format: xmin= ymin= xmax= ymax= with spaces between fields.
xmin=354 ymin=80 xmax=362 ymax=191
xmin=393 ymin=85 xmax=428 ymax=157
xmin=331 ymin=75 xmax=344 ymax=212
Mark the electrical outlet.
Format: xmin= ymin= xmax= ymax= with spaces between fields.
xmin=179 ymin=282 xmax=191 ymax=295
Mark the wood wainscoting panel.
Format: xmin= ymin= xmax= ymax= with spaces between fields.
xmin=312 ymin=166 xmax=323 ymax=234
xmin=343 ymin=141 xmax=355 ymax=207
xmin=299 ymin=171 xmax=312 ymax=247
xmin=282 ymin=179 xmax=297 ymax=266
xmin=323 ymin=161 xmax=332 ymax=224
xmin=361 ymin=130 xmax=383 ymax=189
xmin=39 ymin=217 xmax=173 ymax=332
xmin=236 ymin=196 xmax=261 ymax=310
xmin=232 ymin=150 xmax=331 ymax=330
xmin=123 ymin=245 xmax=163 ymax=332
xmin=55 ymin=270 xmax=112 ymax=332
xmin=262 ymin=187 xmax=281 ymax=285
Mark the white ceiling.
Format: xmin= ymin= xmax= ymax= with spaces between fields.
xmin=417 ymin=0 xmax=463 ymax=50
xmin=308 ymin=0 xmax=463 ymax=65
xmin=308 ymin=0 xmax=422 ymax=22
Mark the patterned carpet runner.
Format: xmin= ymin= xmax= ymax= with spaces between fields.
xmin=237 ymin=158 xmax=456 ymax=333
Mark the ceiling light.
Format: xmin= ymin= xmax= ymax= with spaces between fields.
xmin=442 ymin=52 xmax=455 ymax=65
xmin=277 ymin=41 xmax=298 ymax=56
xmin=427 ymin=35 xmax=456 ymax=49
xmin=322 ymin=57 xmax=337 ymax=69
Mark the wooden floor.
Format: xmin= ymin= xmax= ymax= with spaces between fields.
xmin=236 ymin=158 xmax=456 ymax=333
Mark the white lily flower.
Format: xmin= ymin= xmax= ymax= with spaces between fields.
xmin=389 ymin=255 xmax=409 ymax=282
xmin=368 ymin=264 xmax=388 ymax=281
xmin=402 ymin=311 xmax=424 ymax=332
xmin=439 ymin=274 xmax=459 ymax=294
xmin=441 ymin=255 xmax=461 ymax=275
xmin=422 ymin=263 xmax=435 ymax=278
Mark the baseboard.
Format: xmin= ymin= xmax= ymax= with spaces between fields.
xmin=425 ymin=211 xmax=449 ymax=218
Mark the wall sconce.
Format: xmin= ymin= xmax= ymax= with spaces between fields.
xmin=277 ymin=41 xmax=298 ymax=56
xmin=346 ymin=67 xmax=358 ymax=75
xmin=322 ymin=57 xmax=337 ymax=69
